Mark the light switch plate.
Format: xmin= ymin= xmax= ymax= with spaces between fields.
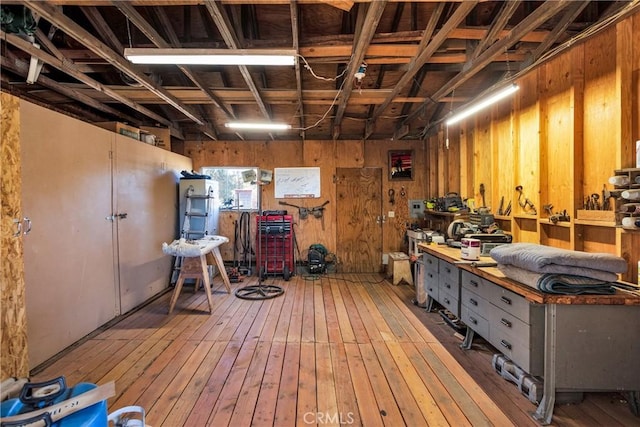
xmin=388 ymin=211 xmax=395 ymax=218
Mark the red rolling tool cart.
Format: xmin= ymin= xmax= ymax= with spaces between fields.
xmin=255 ymin=213 xmax=294 ymax=280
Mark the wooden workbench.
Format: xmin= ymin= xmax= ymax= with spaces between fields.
xmin=417 ymin=242 xmax=640 ymax=425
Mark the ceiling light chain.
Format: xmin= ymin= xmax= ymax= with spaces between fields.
xmin=126 ymin=16 xmax=132 ymax=49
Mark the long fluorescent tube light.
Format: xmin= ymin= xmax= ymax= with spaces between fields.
xmin=225 ymin=122 xmax=292 ymax=131
xmin=124 ymin=48 xmax=296 ymax=66
xmin=445 ymin=84 xmax=520 ymax=126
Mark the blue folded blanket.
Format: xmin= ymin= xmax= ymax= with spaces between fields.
xmin=536 ymin=273 xmax=616 ymax=295
xmin=497 ymin=264 xmax=619 ymax=295
xmin=490 ymin=243 xmax=627 ymax=282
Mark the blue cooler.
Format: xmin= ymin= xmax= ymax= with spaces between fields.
xmin=1 ymin=377 xmax=107 ymax=426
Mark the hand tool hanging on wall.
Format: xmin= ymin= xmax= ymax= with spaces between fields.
xmin=388 ymin=189 xmax=395 ymax=205
xmin=479 ymin=183 xmax=486 ymax=208
xmin=515 ymin=185 xmax=537 ymax=215
xmin=311 ymin=201 xmax=330 ymax=230
xmin=497 ymin=196 xmax=505 ymax=215
xmin=279 ymin=200 xmax=309 ymax=218
xmin=504 ymin=200 xmax=512 ymax=216
xmin=278 ymin=200 xmax=329 ymax=230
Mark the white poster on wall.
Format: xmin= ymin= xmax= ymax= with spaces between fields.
xmin=274 ymin=167 xmax=321 ymax=198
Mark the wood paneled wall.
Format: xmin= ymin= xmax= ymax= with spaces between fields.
xmin=183 ymin=139 xmax=428 ymax=263
xmin=0 ymin=92 xmax=29 ymax=378
xmin=427 ymin=12 xmax=640 ymax=283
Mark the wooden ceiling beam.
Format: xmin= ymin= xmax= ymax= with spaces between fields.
xmin=114 ymin=2 xmax=232 ymax=124
xmin=401 ymin=0 xmax=572 ymax=131
xmin=1 ymin=29 xmax=173 ymax=128
xmin=528 ymin=1 xmax=590 ymax=65
xmin=371 ymin=1 xmax=476 ymax=123
xmin=63 ymin=85 xmax=466 ymax=105
xmin=1 ymin=51 xmax=138 ymax=123
xmin=331 ymin=0 xmax=387 ymax=140
xmin=365 ymin=1 xmax=405 ymax=139
xmin=290 ymin=0 xmax=304 ymax=138
xmin=81 ymin=6 xmax=124 ymax=54
xmin=471 ymin=0 xmax=522 ymax=59
xmin=22 ymin=0 xmax=205 ymax=126
xmin=203 ymin=0 xmax=272 ymax=121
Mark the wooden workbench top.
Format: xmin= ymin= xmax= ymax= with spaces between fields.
xmin=417 ymin=243 xmax=640 ymax=305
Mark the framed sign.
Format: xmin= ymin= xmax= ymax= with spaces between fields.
xmin=389 ymin=150 xmax=413 ymax=180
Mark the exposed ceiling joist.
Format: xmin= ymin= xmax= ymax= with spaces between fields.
xmin=331 ymin=0 xmax=387 ymax=140
xmin=203 ymin=0 xmax=272 ymax=121
xmin=2 ymin=50 xmax=138 ymax=122
xmin=114 ymin=2 xmax=231 ymax=127
xmin=370 ymin=1 xmax=477 ymax=125
xmin=1 ymin=29 xmax=173 ymax=127
xmin=401 ymin=0 xmax=573 ymax=133
xmin=22 ymin=0 xmax=206 ymax=126
xmin=1 ymin=1 xmax=632 ymax=141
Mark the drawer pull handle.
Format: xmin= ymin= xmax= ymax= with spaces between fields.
xmin=428 ymin=273 xmax=433 ymax=278
xmin=500 ymin=340 xmax=512 ymax=350
xmin=444 ymin=298 xmax=450 ymax=304
xmin=445 ymin=267 xmax=451 ymax=273
xmin=469 ymin=316 xmax=478 ymax=325
xmin=445 ymin=284 xmax=451 ymax=289
xmin=500 ymin=296 xmax=512 ymax=305
xmin=470 ymin=280 xmax=479 ymax=287
xmin=500 ymin=318 xmax=512 ymax=328
xmin=469 ymin=298 xmax=478 ymax=306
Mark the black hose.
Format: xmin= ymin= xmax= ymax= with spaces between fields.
xmin=236 ymin=211 xmax=252 ymax=268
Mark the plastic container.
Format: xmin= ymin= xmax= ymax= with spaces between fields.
xmin=461 ymin=238 xmax=481 ymax=260
xmin=0 ymin=377 xmax=107 ymax=427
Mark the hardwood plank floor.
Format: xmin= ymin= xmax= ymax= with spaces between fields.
xmin=31 ymin=274 xmax=638 ymax=426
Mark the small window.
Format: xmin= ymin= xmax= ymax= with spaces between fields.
xmin=201 ymin=167 xmax=258 ymax=210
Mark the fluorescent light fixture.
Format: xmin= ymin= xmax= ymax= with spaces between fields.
xmin=124 ymin=48 xmax=296 ymax=66
xmin=445 ymin=84 xmax=519 ymax=126
xmin=225 ymin=122 xmax=292 ymax=131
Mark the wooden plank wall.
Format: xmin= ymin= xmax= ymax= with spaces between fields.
xmin=184 ymin=139 xmax=427 ymax=263
xmin=0 ymin=92 xmax=29 ymax=378
xmin=433 ymin=12 xmax=640 ymax=283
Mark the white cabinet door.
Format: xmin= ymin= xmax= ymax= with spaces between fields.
xmin=20 ymin=101 xmax=117 ymax=367
xmin=114 ymin=137 xmax=192 ymax=314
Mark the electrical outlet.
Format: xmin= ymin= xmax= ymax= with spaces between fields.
xmin=388 ymin=211 xmax=395 ymax=218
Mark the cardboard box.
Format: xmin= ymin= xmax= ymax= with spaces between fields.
xmin=96 ymin=121 xmax=140 ymax=140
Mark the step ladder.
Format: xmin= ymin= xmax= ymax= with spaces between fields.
xmin=170 ymin=184 xmax=215 ymax=285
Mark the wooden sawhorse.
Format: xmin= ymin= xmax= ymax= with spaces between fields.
xmin=168 ymin=245 xmax=232 ymax=314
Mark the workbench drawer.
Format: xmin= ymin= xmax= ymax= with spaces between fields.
xmin=439 ymin=260 xmax=459 ymax=288
xmin=488 ymin=323 xmax=543 ymax=375
xmin=488 ymin=308 xmax=530 ymax=345
xmin=438 ymin=293 xmax=459 ymax=317
xmin=485 ymin=285 xmax=530 ymax=323
xmin=461 ymin=287 xmax=491 ymax=318
xmin=423 ymin=270 xmax=439 ymax=301
xmin=421 ymin=253 xmax=439 ymax=274
xmin=461 ymin=270 xmax=492 ymax=298
xmin=461 ymin=305 xmax=489 ymax=338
